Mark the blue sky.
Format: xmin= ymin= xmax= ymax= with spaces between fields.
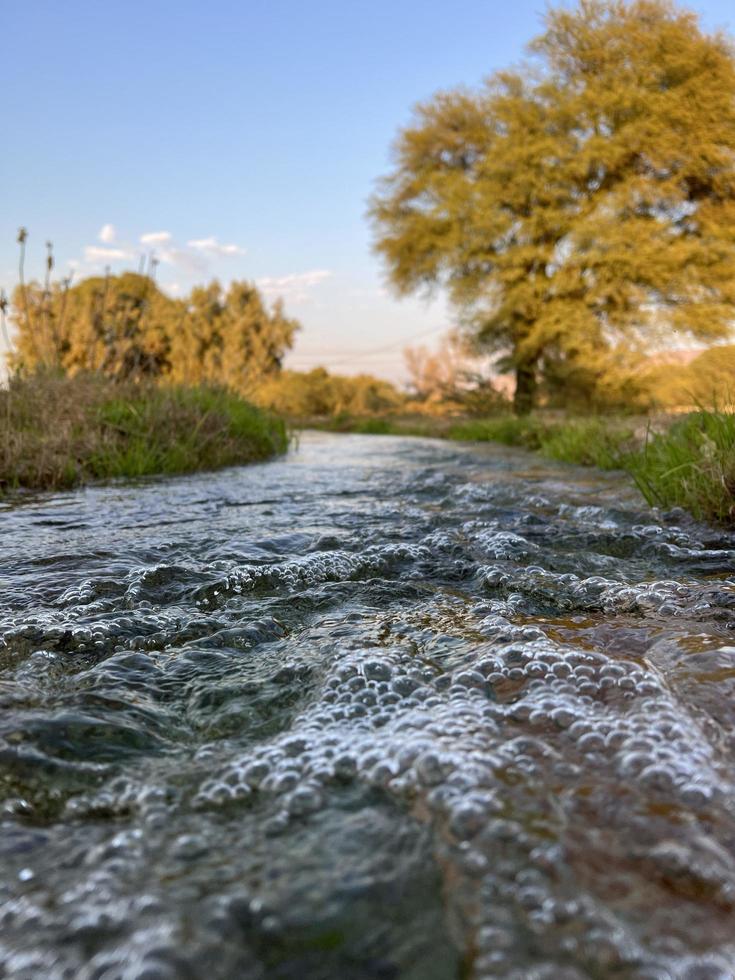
xmin=2 ymin=0 xmax=733 ymax=380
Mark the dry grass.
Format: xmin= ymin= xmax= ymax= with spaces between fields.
xmin=0 ymin=371 xmax=288 ymax=491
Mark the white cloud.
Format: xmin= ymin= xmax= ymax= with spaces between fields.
xmin=158 ymin=247 xmax=209 ymax=276
xmin=187 ymin=236 xmax=245 ymax=257
xmin=84 ymin=245 xmax=133 ymax=264
xmin=73 ymin=229 xmax=250 ymax=283
xmin=257 ymin=269 xmax=333 ymax=303
xmin=140 ymin=230 xmax=172 ymax=246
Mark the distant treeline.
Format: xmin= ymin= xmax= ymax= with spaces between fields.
xmin=4 ymin=242 xmax=733 ymax=421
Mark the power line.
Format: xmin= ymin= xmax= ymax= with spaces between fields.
xmin=286 ymin=322 xmax=450 ymax=367
xmin=291 ymin=351 xmax=414 ymax=361
xmin=287 ymin=353 xmax=415 ymax=369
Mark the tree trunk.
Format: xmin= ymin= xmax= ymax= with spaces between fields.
xmin=513 ymin=359 xmax=537 ymax=415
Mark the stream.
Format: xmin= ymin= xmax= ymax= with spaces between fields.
xmin=2 ymin=431 xmax=735 ymax=979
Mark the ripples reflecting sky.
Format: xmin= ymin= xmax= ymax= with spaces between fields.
xmin=1 ymin=433 xmax=735 ymax=979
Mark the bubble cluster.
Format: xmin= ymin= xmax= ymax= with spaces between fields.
xmin=1 ymin=432 xmax=735 ymax=977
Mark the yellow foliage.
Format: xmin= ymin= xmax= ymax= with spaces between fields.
xmin=253 ymin=367 xmax=405 ymax=419
xmin=644 ymin=345 xmax=735 ymax=409
xmin=10 ymin=273 xmax=299 ymax=396
xmin=371 ymin=0 xmax=735 ymax=413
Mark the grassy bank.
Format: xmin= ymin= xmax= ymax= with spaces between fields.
xmin=448 ymin=413 xmax=735 ymax=523
xmin=446 ymin=416 xmax=639 ymax=469
xmin=302 ymin=410 xmax=735 ymax=524
xmin=628 ymin=412 xmax=735 ymax=524
xmin=0 ymin=373 xmax=288 ymax=492
xmin=304 ymin=412 xmax=640 ymax=468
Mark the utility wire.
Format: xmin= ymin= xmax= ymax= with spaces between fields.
xmin=286 ymin=322 xmax=450 ymax=367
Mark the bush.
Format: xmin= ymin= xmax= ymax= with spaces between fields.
xmin=254 ymin=368 xmax=405 ymax=420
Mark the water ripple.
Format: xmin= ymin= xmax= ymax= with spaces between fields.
xmin=1 ymin=432 xmax=734 ymax=978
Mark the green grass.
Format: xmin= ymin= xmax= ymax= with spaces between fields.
xmin=448 ymin=412 xmax=735 ymax=522
xmin=0 ymin=372 xmax=288 ymax=491
xmin=346 ymin=417 xmax=394 ymax=435
xmin=312 ymin=411 xmax=636 ymax=467
xmin=448 ymin=416 xmax=637 ymax=469
xmin=447 ymin=416 xmax=546 ymax=450
xmin=539 ymin=419 xmax=638 ymax=469
xmin=306 ymin=413 xmax=450 ymax=438
xmin=8 ymin=374 xmax=732 ymax=522
xmin=300 ymin=408 xmax=735 ymax=524
xmin=627 ymin=411 xmax=735 ymax=524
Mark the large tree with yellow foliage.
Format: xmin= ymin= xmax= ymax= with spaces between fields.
xmin=370 ymin=0 xmax=735 ymax=413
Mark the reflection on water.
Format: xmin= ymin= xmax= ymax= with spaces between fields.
xmin=1 ymin=432 xmax=735 ymax=978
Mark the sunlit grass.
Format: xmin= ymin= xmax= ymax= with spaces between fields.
xmin=0 ymin=372 xmax=288 ymax=491
xmin=448 ymin=416 xmax=636 ymax=469
xmin=627 ymin=411 xmax=735 ymax=524
xmin=449 ymin=412 xmax=735 ymax=522
xmin=447 ymin=416 xmax=546 ymax=450
xmin=539 ymin=419 xmax=638 ymax=469
xmin=304 ymin=409 xmax=735 ymax=524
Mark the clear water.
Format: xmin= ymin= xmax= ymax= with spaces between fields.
xmin=1 ymin=431 xmax=735 ymax=979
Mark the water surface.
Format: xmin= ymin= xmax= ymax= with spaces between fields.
xmin=2 ymin=432 xmax=735 ymax=979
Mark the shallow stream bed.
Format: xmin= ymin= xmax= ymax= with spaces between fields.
xmin=2 ymin=432 xmax=735 ymax=979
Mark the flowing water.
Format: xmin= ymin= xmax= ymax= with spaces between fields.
xmin=2 ymin=431 xmax=735 ymax=980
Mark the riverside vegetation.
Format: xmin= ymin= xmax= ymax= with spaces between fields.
xmin=253 ymin=355 xmax=735 ymax=525
xmin=2 ymin=0 xmax=735 ymax=522
xmin=303 ymin=409 xmax=735 ymax=526
xmin=0 ymin=373 xmax=287 ymax=491
xmin=0 ymin=237 xmax=293 ymax=491
xmin=2 ymin=249 xmax=733 ymax=522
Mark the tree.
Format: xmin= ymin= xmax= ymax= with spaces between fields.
xmin=11 ymin=272 xmax=178 ymax=379
xmin=370 ymin=0 xmax=735 ymax=413
xmin=11 ymin=269 xmax=299 ymax=394
xmin=167 ymin=281 xmax=299 ymax=395
xmin=254 ymin=367 xmax=404 ymax=419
